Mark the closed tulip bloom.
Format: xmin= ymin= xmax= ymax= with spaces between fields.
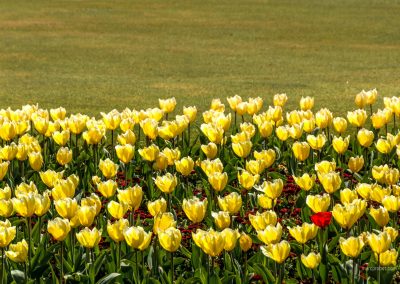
xmin=261 ymin=240 xmax=290 ymax=264
xmin=339 ymin=236 xmax=364 ymax=258
xmin=249 ymin=210 xmax=277 ymax=230
xmin=275 ymin=126 xmax=289 ymax=141
xmin=382 ymin=195 xmax=400 ymax=212
xmin=28 ymin=151 xmax=43 ymax=171
xmin=340 ymin=188 xmax=358 ymax=204
xmin=258 ymin=121 xmax=274 ymax=138
xmin=301 ymin=252 xmax=321 ymax=269
xmin=315 ymin=160 xmax=336 ymax=175
xmin=0 ymin=222 xmax=16 ymax=247
xmin=182 ymin=106 xmax=197 ymax=123
xmin=67 ymin=114 xmax=88 ymax=134
xmin=193 ymin=229 xmax=225 ymax=257
xmin=368 ymin=231 xmax=391 ymax=254
xmin=101 ymin=110 xmax=121 ymax=130
xmin=6 ymin=239 xmax=28 ymax=263
xmin=211 ymin=211 xmax=231 ymax=230
xmin=138 ymin=230 xmax=153 ymax=251
xmin=221 ymin=228 xmax=240 ymax=251
xmin=57 ymin=147 xmax=72 ymax=165
xmin=218 ymin=192 xmax=242 ymax=214
xmin=257 ymin=194 xmax=273 ymax=209
xmin=355 ymin=183 xmax=372 ymax=200
xmin=155 ymin=173 xmax=177 ymax=194
xmin=200 ymin=124 xmax=224 ymax=144
xmin=140 ymin=118 xmax=158 ymax=140
xmin=355 ymin=90 xmax=367 ymax=108
xmin=55 ymin=198 xmax=78 ymax=219
xmin=377 ymin=249 xmax=398 ymax=266
xmin=15 ymin=182 xmax=38 ymax=198
xmin=347 ymin=109 xmax=367 ymax=127
xmin=76 ymin=227 xmax=102 ymax=249
xmin=78 ymin=205 xmax=97 ymax=227
xmin=294 ymin=173 xmax=315 ymax=191
xmin=365 ymin=88 xmax=378 ymax=105
xmin=257 ymin=223 xmax=282 ymax=245
xmin=117 ymin=129 xmax=136 ymax=145
xmin=51 ymin=178 xmax=77 ymax=200
xmin=208 ymin=172 xmax=228 ymax=192
xmin=252 ymin=150 xmax=275 ymax=169
xmin=383 ymin=227 xmax=398 ymax=242
xmin=99 ymin=159 xmax=118 ymax=179
xmin=332 ymin=135 xmax=350 ymax=154
xmin=307 ymin=134 xmax=326 ymax=150
xmin=12 ymin=193 xmax=36 ymax=217
xmin=97 ymin=180 xmax=118 ymax=198
xmin=82 ymin=127 xmax=105 ymax=145
xmin=50 ymin=107 xmax=67 ymax=120
xmin=201 ymin=143 xmax=218 ymax=159
xmin=159 ymin=227 xmax=181 ymax=252
xmin=372 ymin=165 xmax=389 ymax=184
xmin=182 ymin=197 xmax=207 ymax=223
xmin=288 ymin=223 xmax=319 ymax=244
xmin=0 ymin=199 xmax=13 ymax=217
xmin=238 ymin=170 xmax=259 ymax=190
xmin=306 ymin=194 xmax=330 ymax=213
xmin=115 ymin=144 xmax=135 ymax=164
xmin=0 ymin=185 xmax=11 ymax=200
xmin=348 ymin=156 xmax=364 ymax=173
xmin=123 ymin=226 xmax=145 ymax=249
xmin=117 ymin=185 xmax=143 ymax=211
xmin=256 ymin=179 xmax=283 ymax=199
xmin=147 ymin=198 xmax=167 ymax=217
xmin=158 ymin=97 xmax=176 ymax=114
xmin=0 ymin=143 xmax=18 ymax=161
xmin=138 ymin=144 xmax=160 ymax=162
xmin=370 ymin=184 xmax=391 ymax=203
xmin=319 ymin=171 xmax=342 ymax=194
xmin=371 ymin=112 xmax=387 ymax=129
xmin=107 ymin=219 xmax=129 ymax=242
xmin=333 ymin=117 xmax=348 ymax=134
xmin=232 ymin=140 xmax=252 ymax=158
xmin=81 ymin=194 xmax=102 ymax=215
xmin=376 ymin=138 xmax=392 ymax=154
xmin=175 ymin=157 xmax=194 ymax=176
xmin=39 ymin=170 xmax=64 ymax=188
xmin=292 ymin=142 xmax=310 ymax=161
xmin=333 ymin=202 xmax=366 ymax=229
xmin=227 ymin=95 xmax=242 ymax=111
xmin=0 ymin=161 xmax=9 ymax=180
xmin=47 ymin=217 xmax=71 ymax=241
xmin=107 ymin=201 xmax=129 ymax=219
xmin=52 ymin=130 xmax=70 ymax=146
xmin=385 ymin=168 xmax=399 ymax=186
xmin=357 ymin=129 xmax=374 ymax=147
xmin=302 ymin=118 xmax=315 ymax=133
xmin=153 ymin=153 xmax=168 ymax=171
xmin=315 ymin=108 xmax=332 ymax=129
xmin=200 ymin=158 xmax=224 ymax=177
xmin=273 ymin=93 xmax=288 ymax=107
xmin=288 ymin=124 xmax=303 ymax=140
xmin=0 ymin=121 xmax=17 ymax=141
xmin=34 ymin=192 xmax=51 ymax=216
xmin=153 ymin=212 xmax=176 ymax=234
xmin=246 ymin=160 xmax=265 ymax=175
xmin=239 ymin=233 xmax=253 ymax=252
xmin=300 ymin=96 xmax=314 ymax=111
xmin=370 ymin=206 xmax=389 ymax=227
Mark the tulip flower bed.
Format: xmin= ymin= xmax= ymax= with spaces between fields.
xmin=1 ymin=90 xmax=400 ymax=284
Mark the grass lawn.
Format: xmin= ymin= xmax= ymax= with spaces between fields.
xmin=0 ymin=0 xmax=399 ymax=116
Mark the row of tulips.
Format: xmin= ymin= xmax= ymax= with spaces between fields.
xmin=0 ymin=90 xmax=399 ymax=283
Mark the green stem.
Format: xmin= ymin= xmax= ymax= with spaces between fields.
xmin=352 ymin=258 xmax=356 ymax=284
xmin=60 ymin=241 xmax=64 ymax=284
xmin=27 ymin=217 xmax=31 ymax=275
xmin=1 ymin=248 xmax=4 ymax=284
xmin=170 ymin=252 xmax=174 ymax=283
xmin=378 ymin=253 xmax=381 ymax=284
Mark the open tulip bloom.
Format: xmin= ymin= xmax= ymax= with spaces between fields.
xmin=0 ymin=93 xmax=400 ymax=283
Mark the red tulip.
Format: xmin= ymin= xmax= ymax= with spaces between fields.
xmin=310 ymin=212 xmax=332 ymax=228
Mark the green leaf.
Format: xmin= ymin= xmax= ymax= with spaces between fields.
xmin=97 ymin=273 xmax=121 ymax=284
xmin=11 ymin=270 xmax=25 ymax=284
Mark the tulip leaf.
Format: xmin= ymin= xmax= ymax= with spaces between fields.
xmin=97 ymin=273 xmax=121 ymax=284
xmin=11 ymin=270 xmax=25 ymax=284
xmin=328 ymin=235 xmax=341 ymax=252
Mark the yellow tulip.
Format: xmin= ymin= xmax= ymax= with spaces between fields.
xmin=258 ymin=121 xmax=274 ymax=138
xmin=0 ymin=161 xmax=9 ymax=181
xmin=50 ymin=107 xmax=67 ymax=121
xmin=99 ymin=158 xmax=118 ymax=179
xmin=292 ymin=141 xmax=310 ymax=161
xmin=307 ymin=134 xmax=326 ymax=150
xmin=123 ymin=226 xmax=145 ymax=249
xmin=227 ymin=95 xmax=242 ymax=112
xmin=249 ymin=210 xmax=277 ymax=230
xmin=52 ymin=130 xmax=70 ymax=146
xmin=332 ymin=117 xmax=347 ymax=134
xmin=140 ymin=118 xmax=158 ymax=140
xmin=51 ymin=178 xmax=77 ymax=200
xmin=0 ymin=199 xmax=13 ymax=217
xmin=221 ymin=228 xmax=240 ymax=251
xmin=231 ymin=131 xmax=250 ymax=143
xmin=138 ymin=230 xmax=152 ymax=251
xmin=200 ymin=158 xmax=223 ymax=177
xmin=332 ymin=201 xmax=366 ymax=229
xmin=82 ymin=127 xmax=105 ymax=145
xmin=239 ymin=233 xmax=253 ymax=252
xmin=301 ymin=252 xmax=321 ymax=269
xmin=81 ymin=194 xmax=102 ymax=215
xmin=147 ymin=198 xmax=167 ymax=217
xmin=175 ymin=156 xmax=194 ymax=176
xmin=12 ymin=193 xmax=36 ymax=217
xmin=119 ymin=118 xmax=135 ymax=132
xmin=339 ymin=236 xmax=364 ymax=258
xmin=238 ymin=170 xmax=259 ymax=190
xmin=153 ymin=212 xmax=176 ymax=234
xmin=376 ymin=138 xmax=393 ymax=154
xmin=300 ymin=96 xmax=314 ymax=111
xmin=382 ymin=195 xmax=400 ymax=212
xmin=6 ymin=239 xmax=28 ymax=263
xmin=384 ymin=227 xmax=398 ymax=242
xmin=254 ymin=149 xmax=276 ymax=168
xmin=371 ymin=112 xmax=387 ymax=129
xmin=245 ymin=159 xmax=265 ymax=175
xmin=47 ymin=217 xmax=71 ymax=241
xmin=332 ymin=135 xmax=350 ymax=154
xmin=0 ymin=121 xmax=17 ymax=141
xmin=302 ymin=118 xmax=316 ymax=133
xmin=275 ymin=126 xmax=289 ymax=141
xmin=315 ymin=108 xmax=332 ymax=129
xmin=256 ymin=179 xmax=283 ymax=199
xmin=0 ymin=143 xmax=18 ymax=161
xmin=117 ymin=129 xmax=136 ymax=145
xmin=78 ymin=205 xmax=97 ymax=227
xmin=288 ymin=124 xmax=303 ymax=140
xmin=369 ymin=206 xmax=389 ymax=227
xmin=57 ymin=147 xmax=72 ymax=166
xmin=153 ymin=153 xmax=168 ymax=171
xmin=138 ymin=144 xmax=160 ymax=162
xmin=211 ymin=211 xmax=231 ymax=230
xmin=182 ymin=197 xmax=207 ymax=223
xmin=201 ymin=142 xmax=218 ymax=159
xmin=355 ymin=90 xmax=367 ymax=108
xmin=159 ymin=97 xmax=176 ymax=114
xmin=367 ymin=231 xmax=391 ymax=254
xmin=67 ymin=114 xmax=88 ymax=134
xmin=293 ymin=173 xmax=315 ymax=191
xmin=0 ymin=222 xmax=16 ymax=247
xmin=101 ymin=110 xmax=121 ymax=130
xmin=261 ymin=240 xmax=290 ymax=264
xmin=257 ymin=194 xmax=273 ymax=209
xmin=273 ymin=93 xmax=288 ymax=107
xmin=28 ymin=151 xmax=43 ymax=171
xmin=76 ymin=227 xmax=102 ymax=248
xmin=347 ymin=109 xmax=367 ymax=127
xmin=97 ymin=180 xmax=118 ymax=198
xmin=357 ymin=128 xmax=374 ymax=147
xmin=115 ymin=144 xmax=135 ymax=164
xmin=315 ymin=160 xmax=336 ymax=175
xmin=192 ymin=229 xmax=225 ymax=257
xmin=55 ymin=198 xmax=78 ymax=219
xmin=183 ymin=106 xmax=197 ymax=123
xmin=257 ymin=223 xmax=282 ymax=245
xmin=155 ymin=173 xmax=177 ymax=194
xmin=370 ymin=184 xmax=391 ymax=203
xmin=232 ymin=140 xmax=252 ymax=158
xmin=318 ymin=171 xmax=342 ymax=194
xmin=340 ymin=188 xmax=358 ymax=205
xmin=107 ymin=201 xmax=129 ymax=219
xmin=208 ymin=172 xmax=228 ymax=192
xmin=117 ymin=185 xmax=143 ymax=211
xmin=159 ymin=227 xmax=181 ymax=252
xmin=200 ymin=123 xmax=224 ymax=144
xmin=39 ymin=170 xmax=64 ymax=188
xmin=306 ymin=194 xmax=330 ymax=213
xmin=15 ymin=181 xmax=38 ymax=198
xmin=0 ymin=185 xmax=11 ymax=200
xmin=377 ymin=249 xmax=398 ymax=266
xmin=16 ymin=144 xmax=28 ymax=161
xmin=288 ymin=223 xmax=319 ymax=244
xmin=34 ymin=192 xmax=51 ymax=216
xmin=384 ymin=168 xmax=399 ymax=186
xmin=218 ymin=192 xmax=242 ymax=214
xmin=348 ymin=156 xmax=364 ymax=173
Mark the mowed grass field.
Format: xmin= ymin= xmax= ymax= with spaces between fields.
xmin=0 ymin=0 xmax=400 ymax=116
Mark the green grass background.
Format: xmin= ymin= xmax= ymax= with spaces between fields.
xmin=1 ymin=0 xmax=399 ymax=116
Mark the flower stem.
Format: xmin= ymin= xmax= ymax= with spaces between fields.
xmin=170 ymin=252 xmax=174 ymax=283
xmin=60 ymin=241 xmax=64 ymax=284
